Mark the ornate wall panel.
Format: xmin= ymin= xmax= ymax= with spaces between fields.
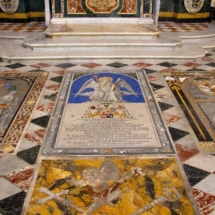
xmin=64 ymin=0 xmax=141 ymax=16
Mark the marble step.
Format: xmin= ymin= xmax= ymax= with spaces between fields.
xmin=1 ymin=39 xmax=205 ymax=62
xmin=45 ymin=18 xmax=160 ymax=37
xmin=23 ymin=33 xmax=182 ymax=50
xmin=181 ymin=34 xmax=215 ymax=49
xmin=161 ymin=23 xmax=215 ymax=49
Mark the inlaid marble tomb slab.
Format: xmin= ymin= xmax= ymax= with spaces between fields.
xmin=165 ymin=72 xmax=215 ymax=153
xmin=0 ymin=72 xmax=48 ymax=154
xmin=26 ymin=157 xmax=197 ymax=215
xmin=42 ymin=70 xmax=175 ymax=155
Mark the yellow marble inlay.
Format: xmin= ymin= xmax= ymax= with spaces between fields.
xmin=27 ymin=158 xmax=195 ymax=215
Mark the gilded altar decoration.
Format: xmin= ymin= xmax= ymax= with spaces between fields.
xmin=67 ymin=0 xmax=86 ymax=14
xmin=0 ymin=0 xmax=19 ymax=14
xmin=119 ymin=0 xmax=137 ymax=14
xmin=184 ymin=0 xmax=204 ymax=13
xmin=86 ymin=0 xmax=119 ymax=13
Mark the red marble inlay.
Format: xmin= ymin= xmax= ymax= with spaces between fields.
xmin=25 ymin=129 xmax=46 ymax=144
xmin=3 ymin=69 xmax=19 ymax=73
xmin=37 ymin=102 xmax=54 ymax=114
xmin=162 ymin=112 xmax=181 ymax=124
xmin=160 ymin=68 xmax=180 ymax=73
xmin=5 ymin=166 xmax=35 ymax=190
xmin=202 ymin=57 xmax=214 ymax=62
xmin=25 ymin=133 xmax=42 ymax=144
xmin=147 ymin=75 xmax=159 ymax=82
xmin=53 ymin=69 xmax=66 ymax=76
xmin=34 ymin=128 xmax=46 ymax=139
xmin=30 ymin=63 xmax=50 ymax=69
xmin=81 ymin=63 xmax=101 ymax=68
xmin=133 ymin=62 xmax=152 ymax=68
xmin=30 ymin=63 xmax=51 ymax=69
xmin=176 ymin=144 xmax=199 ymax=162
xmin=46 ymin=83 xmax=61 ymax=91
xmin=183 ymin=62 xmax=201 ymax=68
xmin=192 ymin=188 xmax=215 ymax=215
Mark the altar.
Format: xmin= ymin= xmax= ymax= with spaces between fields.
xmin=45 ymin=0 xmax=160 ymax=26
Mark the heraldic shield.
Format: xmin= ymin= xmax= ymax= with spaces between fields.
xmin=184 ymin=0 xmax=204 ymax=13
xmin=0 ymin=0 xmax=19 ymax=14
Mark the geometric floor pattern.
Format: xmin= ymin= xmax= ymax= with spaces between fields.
xmin=0 ymin=22 xmax=210 ymax=33
xmin=0 ymin=37 xmax=215 ymax=214
xmin=158 ymin=22 xmax=209 ymax=32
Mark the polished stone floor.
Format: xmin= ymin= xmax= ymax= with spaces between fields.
xmin=0 ymin=21 xmax=215 ymax=215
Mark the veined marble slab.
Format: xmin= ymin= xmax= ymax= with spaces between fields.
xmin=23 ymin=157 xmax=198 ymax=215
xmin=42 ymin=70 xmax=175 ymax=155
xmin=45 ymin=23 xmax=160 ymax=37
xmin=50 ymin=17 xmax=154 ymax=24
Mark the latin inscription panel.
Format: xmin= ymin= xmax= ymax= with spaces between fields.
xmin=42 ymin=71 xmax=175 ymax=155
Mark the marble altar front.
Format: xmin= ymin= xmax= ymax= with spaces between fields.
xmin=47 ymin=0 xmax=160 ymax=26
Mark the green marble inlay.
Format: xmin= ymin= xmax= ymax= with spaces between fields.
xmin=160 ymin=0 xmax=174 ymax=12
xmin=55 ymin=0 xmax=61 ymax=13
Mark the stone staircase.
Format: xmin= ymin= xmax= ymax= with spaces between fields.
xmin=1 ymin=18 xmax=214 ymax=62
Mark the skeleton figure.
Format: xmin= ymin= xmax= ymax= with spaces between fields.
xmin=37 ymin=160 xmax=146 ymax=215
xmin=69 ymin=160 xmax=145 ymax=215
xmin=75 ymin=76 xmax=137 ymax=102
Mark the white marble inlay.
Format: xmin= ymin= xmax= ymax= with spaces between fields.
xmin=0 ymin=177 xmax=22 ymax=200
xmin=0 ymin=156 xmax=30 ymax=175
xmin=50 ymin=17 xmax=154 ymax=24
xmin=184 ymin=154 xmax=215 ymax=173
xmin=193 ymin=174 xmax=215 ymax=196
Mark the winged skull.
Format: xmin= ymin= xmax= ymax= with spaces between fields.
xmin=75 ymin=76 xmax=137 ymax=102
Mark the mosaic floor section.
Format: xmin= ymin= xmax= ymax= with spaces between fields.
xmin=0 ymin=50 xmax=215 ymax=214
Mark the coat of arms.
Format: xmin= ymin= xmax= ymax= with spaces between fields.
xmin=184 ymin=0 xmax=204 ymax=13
xmin=0 ymin=0 xmax=19 ymax=14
